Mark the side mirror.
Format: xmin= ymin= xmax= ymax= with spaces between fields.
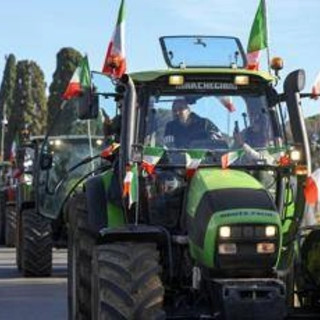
xmin=284 ymin=69 xmax=306 ymax=93
xmin=40 ymin=153 xmax=53 ymax=170
xmin=72 ymin=89 xmax=99 ymax=120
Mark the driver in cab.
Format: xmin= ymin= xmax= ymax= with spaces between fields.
xmin=164 ymin=98 xmax=224 ymax=148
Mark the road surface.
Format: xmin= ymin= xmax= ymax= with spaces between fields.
xmin=0 ymin=246 xmax=67 ymax=320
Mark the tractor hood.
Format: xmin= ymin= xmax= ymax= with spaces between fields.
xmin=186 ymin=168 xmax=282 ymax=270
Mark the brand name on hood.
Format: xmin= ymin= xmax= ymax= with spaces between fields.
xmin=219 ymin=210 xmax=275 ymax=218
xmin=176 ymin=82 xmax=238 ymax=90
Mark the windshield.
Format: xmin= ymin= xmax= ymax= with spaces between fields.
xmin=144 ymin=93 xmax=281 ymax=167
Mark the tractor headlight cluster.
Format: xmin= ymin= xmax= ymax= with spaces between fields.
xmin=216 ymin=224 xmax=279 ymax=272
xmin=49 ymin=139 xmax=62 ymax=147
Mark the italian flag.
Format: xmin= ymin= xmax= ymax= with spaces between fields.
xmin=123 ymin=164 xmax=138 ymax=208
xmin=62 ymin=56 xmax=91 ymax=100
xmin=221 ymin=150 xmax=241 ymax=169
xmin=186 ymin=150 xmax=206 ymax=178
xmin=311 ymin=71 xmax=320 ymax=100
xmin=142 ymin=147 xmax=164 ymax=175
xmin=102 ymin=0 xmax=126 ymax=78
xmin=247 ymin=0 xmax=267 ymax=70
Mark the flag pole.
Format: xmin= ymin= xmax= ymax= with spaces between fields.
xmin=263 ymin=0 xmax=271 ymax=73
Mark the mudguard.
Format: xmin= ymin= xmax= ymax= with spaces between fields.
xmin=85 ymin=169 xmax=124 ymax=233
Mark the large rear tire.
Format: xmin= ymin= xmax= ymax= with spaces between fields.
xmin=68 ymin=193 xmax=95 ymax=320
xmin=21 ymin=209 xmax=53 ymax=277
xmin=5 ymin=204 xmax=17 ymax=247
xmin=91 ymin=242 xmax=165 ymax=320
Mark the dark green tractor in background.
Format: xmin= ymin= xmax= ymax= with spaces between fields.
xmin=14 ymin=129 xmax=104 ymax=277
xmin=37 ymin=36 xmax=319 ymax=319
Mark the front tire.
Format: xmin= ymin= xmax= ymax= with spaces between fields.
xmin=5 ymin=204 xmax=17 ymax=247
xmin=21 ymin=209 xmax=53 ymax=277
xmin=91 ymin=242 xmax=165 ymax=320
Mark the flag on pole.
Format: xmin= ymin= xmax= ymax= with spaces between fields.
xmin=102 ymin=0 xmax=126 ymax=78
xmin=311 ymin=71 xmax=320 ymax=100
xmin=62 ymin=56 xmax=91 ymax=100
xmin=123 ymin=164 xmax=138 ymax=208
xmin=247 ymin=0 xmax=267 ymax=70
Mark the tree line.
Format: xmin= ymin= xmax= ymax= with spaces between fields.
xmin=0 ymin=48 xmax=83 ymax=161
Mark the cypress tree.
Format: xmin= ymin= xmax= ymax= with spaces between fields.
xmin=0 ymin=54 xmax=16 ymax=160
xmin=4 ymin=60 xmax=47 ymax=160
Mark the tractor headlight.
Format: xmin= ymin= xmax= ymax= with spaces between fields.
xmin=265 ymin=225 xmax=276 ymax=237
xmin=218 ymin=243 xmax=237 ymax=255
xmin=96 ymin=139 xmax=103 ymax=146
xmin=290 ymin=149 xmax=301 ymax=162
xmin=219 ymin=226 xmax=231 ymax=238
xmin=168 ymin=75 xmax=184 ymax=85
xmin=256 ymin=242 xmax=275 ymax=254
xmin=234 ymin=75 xmax=249 ymax=85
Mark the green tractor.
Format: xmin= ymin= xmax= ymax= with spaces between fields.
xmin=0 ymin=160 xmax=13 ymax=245
xmin=38 ymin=36 xmax=319 ymax=318
xmin=15 ymin=131 xmax=104 ymax=277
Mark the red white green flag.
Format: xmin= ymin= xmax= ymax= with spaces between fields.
xmin=123 ymin=164 xmax=138 ymax=208
xmin=102 ymin=0 xmax=126 ymax=78
xmin=221 ymin=150 xmax=242 ymax=169
xmin=62 ymin=56 xmax=91 ymax=100
xmin=186 ymin=150 xmax=206 ymax=178
xmin=247 ymin=0 xmax=267 ymax=70
xmin=142 ymin=147 xmax=164 ymax=175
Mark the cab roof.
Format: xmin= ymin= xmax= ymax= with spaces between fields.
xmin=130 ymin=68 xmax=275 ymax=83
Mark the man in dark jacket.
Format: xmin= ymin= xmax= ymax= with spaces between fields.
xmin=164 ymin=98 xmax=223 ymax=148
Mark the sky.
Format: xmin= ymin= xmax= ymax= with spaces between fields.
xmin=1 ymin=0 xmax=320 ymax=116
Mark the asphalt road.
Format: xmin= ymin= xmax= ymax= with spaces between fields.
xmin=0 ymin=246 xmax=67 ymax=320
